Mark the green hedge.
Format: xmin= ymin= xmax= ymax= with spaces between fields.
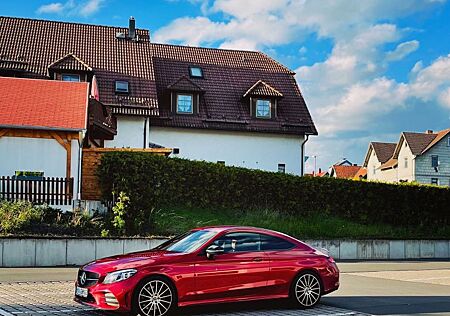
xmin=97 ymin=152 xmax=450 ymax=228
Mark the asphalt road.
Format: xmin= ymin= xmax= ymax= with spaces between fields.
xmin=0 ymin=261 xmax=449 ymax=315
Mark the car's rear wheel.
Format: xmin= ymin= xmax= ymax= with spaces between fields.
xmin=292 ymin=271 xmax=322 ymax=308
xmin=132 ymin=276 xmax=176 ymax=316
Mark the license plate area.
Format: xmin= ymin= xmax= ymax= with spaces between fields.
xmin=75 ymin=286 xmax=88 ymax=298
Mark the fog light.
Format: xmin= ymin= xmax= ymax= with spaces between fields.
xmin=104 ymin=291 xmax=119 ymax=307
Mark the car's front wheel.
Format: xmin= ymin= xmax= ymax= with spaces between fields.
xmin=132 ymin=276 xmax=176 ymax=316
xmin=292 ymin=271 xmax=322 ymax=308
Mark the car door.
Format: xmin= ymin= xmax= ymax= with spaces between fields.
xmin=193 ymin=232 xmax=270 ymax=302
xmin=260 ymin=233 xmax=303 ymax=295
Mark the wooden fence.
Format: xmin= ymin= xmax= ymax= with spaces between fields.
xmin=0 ymin=176 xmax=74 ymax=205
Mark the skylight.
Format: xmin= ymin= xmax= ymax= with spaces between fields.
xmin=189 ymin=66 xmax=203 ymax=78
xmin=115 ymin=80 xmax=129 ymax=94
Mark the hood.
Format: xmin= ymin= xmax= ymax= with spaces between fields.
xmin=82 ymin=250 xmax=180 ymax=275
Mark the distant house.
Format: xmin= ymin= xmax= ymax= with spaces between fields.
xmin=329 ymin=165 xmax=362 ymax=179
xmin=363 ymin=142 xmax=397 ymax=181
xmin=363 ymin=129 xmax=450 ymax=186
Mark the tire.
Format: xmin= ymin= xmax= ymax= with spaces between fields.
xmin=132 ymin=276 xmax=177 ymax=316
xmin=291 ymin=271 xmax=322 ymax=308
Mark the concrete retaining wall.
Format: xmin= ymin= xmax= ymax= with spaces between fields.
xmin=0 ymin=238 xmax=449 ymax=267
xmin=0 ymin=238 xmax=166 ymax=267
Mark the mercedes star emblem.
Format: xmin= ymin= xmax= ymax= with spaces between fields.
xmin=80 ymin=272 xmax=87 ymax=285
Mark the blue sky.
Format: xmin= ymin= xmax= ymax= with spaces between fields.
xmin=3 ymin=0 xmax=450 ymax=172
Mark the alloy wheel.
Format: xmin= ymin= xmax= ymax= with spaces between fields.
xmin=137 ymin=279 xmax=173 ymax=316
xmin=294 ymin=273 xmax=321 ymax=307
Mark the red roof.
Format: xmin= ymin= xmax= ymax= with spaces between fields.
xmin=0 ymin=77 xmax=88 ymax=131
xmin=332 ymin=165 xmax=362 ymax=179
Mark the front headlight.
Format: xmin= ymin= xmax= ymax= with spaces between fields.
xmin=103 ymin=269 xmax=137 ymax=284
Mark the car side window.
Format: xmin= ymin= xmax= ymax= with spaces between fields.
xmin=212 ymin=233 xmax=260 ymax=253
xmin=260 ymin=234 xmax=295 ymax=251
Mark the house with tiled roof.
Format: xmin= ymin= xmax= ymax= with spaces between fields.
xmin=0 ymin=77 xmax=114 ymax=206
xmin=329 ymin=165 xmax=362 ymax=179
xmin=0 ymin=16 xmax=317 ymax=177
xmin=363 ymin=142 xmax=397 ymax=181
xmin=362 ymin=129 xmax=450 ymax=186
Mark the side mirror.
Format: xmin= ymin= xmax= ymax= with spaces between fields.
xmin=206 ymin=245 xmax=224 ymax=259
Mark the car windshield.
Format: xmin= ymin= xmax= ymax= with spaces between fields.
xmin=154 ymin=230 xmax=217 ymax=253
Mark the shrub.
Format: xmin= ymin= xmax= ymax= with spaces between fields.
xmin=0 ymin=200 xmax=43 ymax=234
xmin=97 ymin=152 xmax=450 ymax=229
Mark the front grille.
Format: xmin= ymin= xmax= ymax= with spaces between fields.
xmin=77 ymin=269 xmax=100 ymax=288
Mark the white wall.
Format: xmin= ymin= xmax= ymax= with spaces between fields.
xmin=149 ymin=126 xmax=304 ymax=174
xmin=0 ymin=136 xmax=81 ymax=208
xmin=0 ymin=136 xmax=67 ymax=177
xmin=397 ymin=141 xmax=415 ymax=182
xmin=105 ymin=116 xmax=146 ymax=149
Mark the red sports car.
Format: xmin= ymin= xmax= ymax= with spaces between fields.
xmin=74 ymin=226 xmax=339 ymax=315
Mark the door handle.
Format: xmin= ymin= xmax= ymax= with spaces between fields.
xmin=253 ymin=257 xmax=263 ymax=262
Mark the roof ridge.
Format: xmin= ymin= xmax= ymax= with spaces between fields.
xmin=151 ymin=42 xmax=294 ymax=73
xmin=0 ymin=15 xmax=149 ymax=33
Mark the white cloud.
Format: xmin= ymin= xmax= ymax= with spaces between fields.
xmin=37 ymin=3 xmax=64 ymax=14
xmin=154 ymin=0 xmax=449 ymax=169
xmin=80 ymin=0 xmax=104 ymax=16
xmin=36 ymin=0 xmax=103 ymax=16
xmin=386 ymin=40 xmax=420 ymax=61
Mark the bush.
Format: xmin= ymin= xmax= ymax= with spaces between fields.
xmin=97 ymin=152 xmax=450 ymax=229
xmin=0 ymin=200 xmax=43 ymax=234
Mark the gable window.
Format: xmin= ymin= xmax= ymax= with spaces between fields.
xmin=278 ymin=163 xmax=286 ymax=173
xmin=404 ymin=157 xmax=408 ymax=168
xmin=62 ymin=74 xmax=80 ymax=82
xmin=189 ymin=66 xmax=203 ymax=78
xmin=177 ymin=94 xmax=193 ymax=114
xmin=431 ymin=155 xmax=439 ymax=168
xmin=373 ymin=166 xmax=376 ymax=175
xmin=115 ymin=80 xmax=129 ymax=94
xmin=256 ymin=99 xmax=271 ymax=118
xmin=431 ymin=178 xmax=439 ymax=185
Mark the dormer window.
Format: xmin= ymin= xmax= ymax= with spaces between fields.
xmin=115 ymin=80 xmax=129 ymax=94
xmin=62 ymin=74 xmax=80 ymax=82
xmin=256 ymin=99 xmax=271 ymax=118
xmin=189 ymin=66 xmax=203 ymax=78
xmin=177 ymin=94 xmax=193 ymax=114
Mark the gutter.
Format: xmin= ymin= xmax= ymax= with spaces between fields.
xmin=0 ymin=124 xmax=84 ymax=133
xmin=300 ymin=134 xmax=310 ymax=176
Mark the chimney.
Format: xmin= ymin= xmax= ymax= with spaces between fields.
xmin=425 ymin=129 xmax=434 ymax=134
xmin=129 ymin=16 xmax=136 ymax=40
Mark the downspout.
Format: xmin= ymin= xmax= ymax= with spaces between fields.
xmin=301 ymin=134 xmax=309 ymax=176
xmin=143 ymin=117 xmax=148 ymax=149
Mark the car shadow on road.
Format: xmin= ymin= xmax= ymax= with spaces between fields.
xmin=322 ymin=296 xmax=450 ymax=315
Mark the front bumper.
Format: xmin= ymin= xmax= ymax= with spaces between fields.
xmin=74 ymin=276 xmax=140 ymax=312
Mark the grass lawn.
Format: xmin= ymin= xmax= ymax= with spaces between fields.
xmin=153 ymin=207 xmax=450 ymax=240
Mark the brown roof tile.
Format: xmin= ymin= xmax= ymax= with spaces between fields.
xmin=371 ymin=142 xmax=396 ymax=163
xmin=403 ymin=132 xmax=437 ymax=155
xmin=0 ymin=16 xmax=316 ymax=135
xmin=150 ymin=44 xmax=317 ymax=135
xmin=0 ymin=16 xmax=158 ymax=114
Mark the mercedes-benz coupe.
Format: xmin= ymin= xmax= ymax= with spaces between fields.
xmin=74 ymin=226 xmax=339 ymax=315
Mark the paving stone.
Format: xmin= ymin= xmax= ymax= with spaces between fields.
xmin=0 ymin=281 xmax=370 ymax=316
